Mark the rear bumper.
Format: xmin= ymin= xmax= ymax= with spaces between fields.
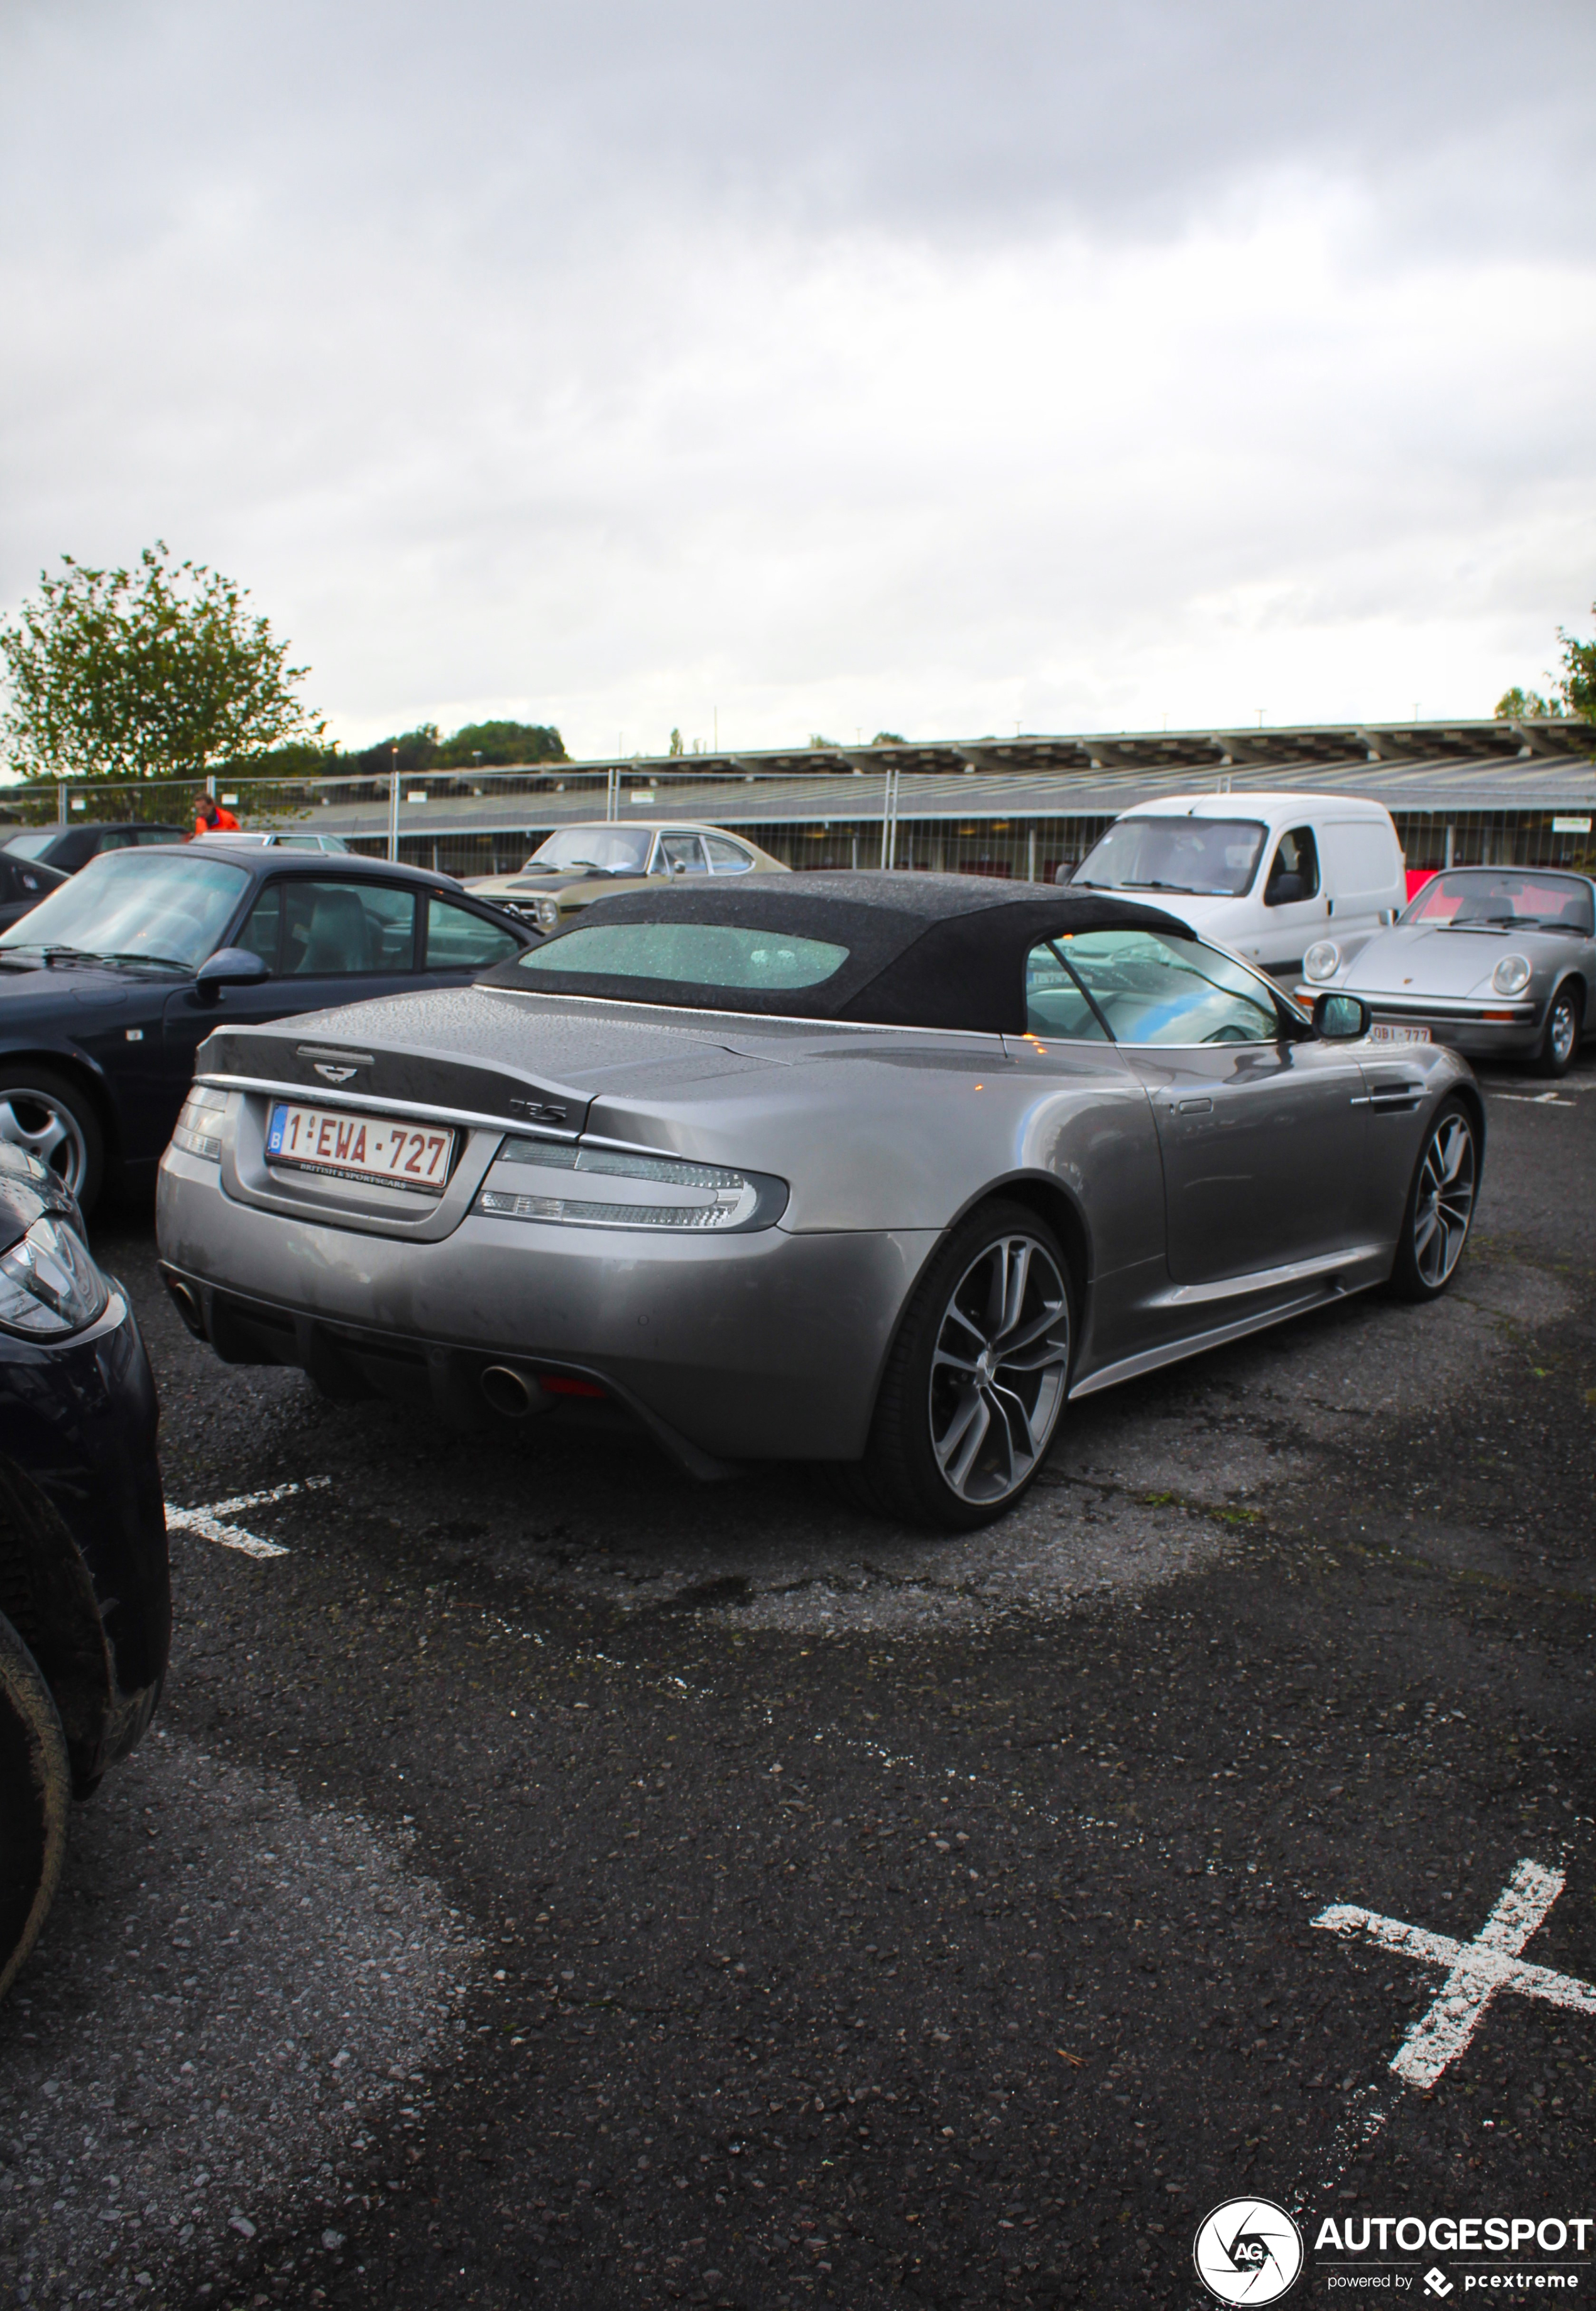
xmin=156 ymin=1145 xmax=937 ymax=1465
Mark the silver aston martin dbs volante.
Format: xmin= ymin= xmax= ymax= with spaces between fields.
xmin=1296 ymin=865 xmax=1595 ymax=1078
xmin=156 ymin=875 xmax=1485 ymax=1529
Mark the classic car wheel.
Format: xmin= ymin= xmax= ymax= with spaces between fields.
xmin=0 ymin=1067 xmax=102 ymax=1210
xmin=1388 ymin=1098 xmax=1477 ymax=1302
xmin=0 ymin=1610 xmax=70 ymax=2003
xmin=1533 ymin=982 xmax=1581 ymax=1079
xmin=844 ymin=1201 xmax=1074 ymax=1530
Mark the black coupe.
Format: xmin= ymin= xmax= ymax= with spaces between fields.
xmin=0 ymin=844 xmax=537 ymax=1210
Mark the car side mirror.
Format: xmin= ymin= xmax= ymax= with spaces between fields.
xmin=195 ymin=947 xmax=270 ymax=1004
xmin=1313 ymin=992 xmax=1371 ymax=1040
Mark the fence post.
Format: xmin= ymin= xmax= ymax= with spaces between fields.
xmin=57 ymin=782 xmax=67 ymax=828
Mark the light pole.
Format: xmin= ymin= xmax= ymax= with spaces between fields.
xmin=388 ymin=745 xmax=400 ymax=861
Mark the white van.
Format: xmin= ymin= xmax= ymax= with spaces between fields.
xmin=1069 ymin=792 xmax=1407 ymax=976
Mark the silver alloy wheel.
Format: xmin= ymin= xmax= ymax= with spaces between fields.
xmin=0 ymin=1090 xmax=88 ymax=1195
xmin=928 ymin=1233 xmax=1071 ymax=1504
xmin=1548 ymin=990 xmax=1578 ymax=1069
xmin=1412 ymin=1111 xmax=1476 ymax=1290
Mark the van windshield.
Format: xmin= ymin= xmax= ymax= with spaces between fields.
xmin=1073 ymin=817 xmax=1267 ymax=897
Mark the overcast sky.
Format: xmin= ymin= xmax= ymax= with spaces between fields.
xmin=3 ymin=0 xmax=1593 ymax=757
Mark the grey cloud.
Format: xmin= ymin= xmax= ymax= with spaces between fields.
xmin=6 ymin=0 xmax=1594 ymax=256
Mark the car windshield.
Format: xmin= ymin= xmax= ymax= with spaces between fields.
xmin=3 ymin=834 xmax=57 ymax=861
xmin=1073 ymin=816 xmax=1267 ymax=897
xmin=1403 ymin=869 xmax=1594 ymax=934
xmin=525 ymin=828 xmax=652 ymax=873
xmin=0 ymin=850 xmax=249 ymax=968
xmin=517 ymin=921 xmax=850 ymax=990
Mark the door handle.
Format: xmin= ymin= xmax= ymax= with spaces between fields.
xmin=1176 ymin=1097 xmax=1213 ymax=1113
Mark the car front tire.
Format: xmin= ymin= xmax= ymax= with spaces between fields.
xmin=0 ymin=1066 xmax=104 ymax=1211
xmin=0 ymin=1610 xmax=70 ymax=2002
xmin=1532 ymin=981 xmax=1582 ymax=1079
xmin=1387 ymin=1096 xmax=1479 ymax=1303
xmin=839 ymin=1199 xmax=1075 ymax=1531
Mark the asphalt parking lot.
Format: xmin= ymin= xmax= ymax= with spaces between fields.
xmin=3 ymin=1055 xmax=1593 ymax=2311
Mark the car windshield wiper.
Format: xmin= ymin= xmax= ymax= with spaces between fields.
xmin=1111 ymin=879 xmax=1234 ymax=896
xmin=92 ymin=949 xmax=190 ymax=970
xmin=1 ymin=943 xmax=103 ymax=966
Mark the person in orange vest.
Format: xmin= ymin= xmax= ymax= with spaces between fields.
xmin=193 ymin=793 xmax=241 ymax=837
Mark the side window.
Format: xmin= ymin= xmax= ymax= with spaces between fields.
xmin=1024 ymin=941 xmax=1108 ymax=1041
xmin=704 ymin=835 xmax=755 ymax=874
xmin=98 ymin=829 xmax=137 ymax=851
xmin=424 ymin=898 xmax=522 ymax=970
xmin=1264 ymin=827 xmax=1320 ymax=906
xmin=658 ymin=833 xmax=709 ymax=876
xmin=136 ymin=828 xmax=177 ymax=844
xmin=283 ymin=879 xmax=417 ymax=975
xmin=1064 ymin=931 xmax=1281 ymax=1046
xmin=238 ymin=882 xmax=283 ymax=968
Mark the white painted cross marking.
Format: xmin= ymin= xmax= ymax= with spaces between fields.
xmin=1313 ymin=1859 xmax=1596 ymax=2090
xmin=165 ymin=1478 xmax=332 ymax=1560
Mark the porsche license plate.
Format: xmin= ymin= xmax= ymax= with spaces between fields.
xmin=1367 ymin=1023 xmax=1431 ymax=1045
xmin=266 ymin=1102 xmax=456 ymax=1190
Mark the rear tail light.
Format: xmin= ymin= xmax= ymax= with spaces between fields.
xmin=171 ymin=1083 xmax=230 ymax=1161
xmin=476 ymin=1136 xmax=787 ymax=1233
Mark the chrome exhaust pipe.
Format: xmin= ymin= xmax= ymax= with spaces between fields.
xmin=164 ymin=1276 xmax=207 ymax=1340
xmin=480 ymin=1364 xmax=547 ymax=1419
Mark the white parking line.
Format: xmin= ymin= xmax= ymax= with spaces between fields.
xmin=165 ymin=1478 xmax=332 ymax=1560
xmin=1313 ymin=1858 xmax=1596 ymax=2090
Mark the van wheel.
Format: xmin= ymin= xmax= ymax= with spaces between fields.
xmin=0 ymin=1611 xmax=70 ymax=2003
xmin=838 ymin=1199 xmax=1074 ymax=1531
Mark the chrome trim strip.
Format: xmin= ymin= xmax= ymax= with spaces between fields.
xmin=1350 ymin=997 xmax=1536 ymax=1019
xmin=1070 ymin=1277 xmax=1380 ymax=1399
xmin=198 ymin=1073 xmax=728 ymax=1167
xmin=196 ymin=1073 xmax=581 ymax=1140
xmin=476 ymin=984 xmax=1005 ymax=1042
xmin=1147 ymin=1240 xmax=1391 ymax=1310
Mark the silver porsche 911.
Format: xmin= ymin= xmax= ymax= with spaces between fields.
xmin=1296 ymin=865 xmax=1595 ymax=1078
xmin=156 ymin=874 xmax=1484 ymax=1530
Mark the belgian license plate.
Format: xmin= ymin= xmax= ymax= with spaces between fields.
xmin=266 ymin=1102 xmax=456 ymax=1190
xmin=1368 ymin=1023 xmax=1431 ymax=1046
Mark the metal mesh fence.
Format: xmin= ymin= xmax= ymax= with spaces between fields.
xmin=0 ymin=764 xmax=1589 ymax=888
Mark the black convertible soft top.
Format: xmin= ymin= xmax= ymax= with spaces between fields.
xmin=478 ymin=871 xmax=1193 ymax=1034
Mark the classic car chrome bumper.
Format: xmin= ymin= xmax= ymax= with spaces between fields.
xmin=1293 ymin=988 xmax=1540 ymax=1056
xmin=156 ymin=1143 xmax=937 ymax=1466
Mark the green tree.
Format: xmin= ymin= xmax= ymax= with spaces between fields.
xmin=872 ymin=729 xmax=907 ymax=745
xmin=0 ymin=542 xmax=322 ymax=782
xmin=1493 ymin=686 xmax=1561 ymax=719
xmin=436 ymin=719 xmax=566 ymax=768
xmin=1556 ymin=608 xmax=1596 ymax=723
xmin=668 ymin=728 xmax=685 ymax=757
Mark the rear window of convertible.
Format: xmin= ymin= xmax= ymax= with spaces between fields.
xmin=517 ymin=921 xmax=850 ymax=990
